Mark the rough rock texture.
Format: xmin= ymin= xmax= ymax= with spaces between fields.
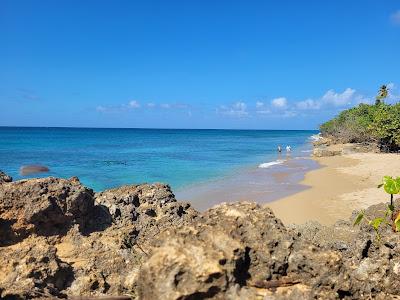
xmin=1 ymin=170 xmax=400 ymax=299
xmin=0 ymin=176 xmax=96 ymax=247
xmin=137 ymin=202 xmax=345 ymax=299
xmin=0 ymin=170 xmax=12 ymax=183
xmin=0 ymin=173 xmax=198 ymax=299
xmin=313 ymin=137 xmax=380 ymax=157
xmin=0 ymin=236 xmax=74 ymax=299
xmin=137 ymin=203 xmax=295 ymax=300
xmin=138 ymin=201 xmax=400 ymax=299
xmin=312 ymin=147 xmax=342 ymax=157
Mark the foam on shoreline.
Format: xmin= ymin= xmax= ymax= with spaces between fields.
xmin=177 ymin=156 xmax=319 ymax=211
xmin=258 ymin=160 xmax=284 ymax=168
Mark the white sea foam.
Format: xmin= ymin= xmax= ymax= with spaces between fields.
xmin=309 ymin=133 xmax=322 ymax=141
xmin=301 ymin=150 xmax=313 ymax=153
xmin=258 ymin=160 xmax=284 ymax=169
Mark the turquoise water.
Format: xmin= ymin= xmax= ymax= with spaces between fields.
xmin=0 ymin=127 xmax=317 ymax=191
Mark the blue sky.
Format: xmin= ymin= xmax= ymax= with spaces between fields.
xmin=1 ymin=0 xmax=399 ymax=129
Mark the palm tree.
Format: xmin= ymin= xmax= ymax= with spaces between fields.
xmin=375 ymin=85 xmax=388 ymax=105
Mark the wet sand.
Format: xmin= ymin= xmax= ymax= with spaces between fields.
xmin=268 ymin=152 xmax=400 ymax=225
xmin=176 ymin=156 xmax=319 ymax=211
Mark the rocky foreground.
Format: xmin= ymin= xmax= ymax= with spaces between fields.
xmin=1 ymin=172 xmax=400 ymax=299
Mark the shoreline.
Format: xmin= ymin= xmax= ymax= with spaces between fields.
xmin=267 ymin=149 xmax=400 ymax=225
xmin=176 ymin=154 xmax=319 ymax=211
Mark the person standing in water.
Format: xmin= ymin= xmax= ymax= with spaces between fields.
xmin=286 ymin=145 xmax=291 ymax=153
xmin=277 ymin=145 xmax=282 ymax=153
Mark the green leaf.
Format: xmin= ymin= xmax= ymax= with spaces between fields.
xmin=369 ymin=217 xmax=384 ymax=230
xmin=353 ymin=212 xmax=364 ymax=226
xmin=382 ymin=176 xmax=400 ymax=195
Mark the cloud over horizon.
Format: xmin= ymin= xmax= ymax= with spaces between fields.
xmin=95 ymin=84 xmax=398 ymax=123
xmin=96 ymin=100 xmax=191 ymax=113
xmin=271 ymin=97 xmax=288 ymax=109
xmin=217 ymin=102 xmax=248 ymax=117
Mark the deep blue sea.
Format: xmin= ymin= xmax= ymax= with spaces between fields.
xmin=0 ymin=127 xmax=318 ymax=192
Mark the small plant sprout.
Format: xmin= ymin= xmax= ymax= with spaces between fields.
xmin=354 ymin=176 xmax=400 ymax=240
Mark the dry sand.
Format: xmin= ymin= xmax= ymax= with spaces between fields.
xmin=267 ymin=152 xmax=400 ymax=225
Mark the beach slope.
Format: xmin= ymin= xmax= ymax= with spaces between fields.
xmin=268 ymin=151 xmax=400 ymax=225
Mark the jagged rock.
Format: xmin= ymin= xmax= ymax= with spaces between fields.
xmin=95 ymin=183 xmax=198 ymax=245
xmin=2 ymin=176 xmax=400 ymax=299
xmin=0 ymin=177 xmax=199 ymax=298
xmin=63 ymin=184 xmax=198 ymax=297
xmin=0 ymin=170 xmax=12 ymax=183
xmin=137 ymin=201 xmax=400 ymax=299
xmin=313 ymin=147 xmax=342 ymax=157
xmin=0 ymin=177 xmax=94 ymax=243
xmin=0 ymin=236 xmax=74 ymax=299
xmin=312 ymin=136 xmax=332 ymax=146
xmin=137 ymin=202 xmax=298 ymax=299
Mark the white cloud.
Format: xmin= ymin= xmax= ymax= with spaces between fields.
xmin=391 ymin=10 xmax=400 ymax=25
xmin=256 ymin=109 xmax=271 ymax=115
xmin=354 ymin=95 xmax=372 ymax=105
xmin=271 ymin=97 xmax=287 ymax=109
xmin=96 ymin=99 xmax=192 ymax=115
xmin=255 ymin=101 xmax=271 ymax=114
xmin=129 ymin=100 xmax=140 ymax=108
xmin=218 ymin=102 xmax=248 ymax=117
xmin=96 ymin=105 xmax=107 ymax=112
xmin=256 ymin=101 xmax=265 ymax=108
xmin=387 ymin=82 xmax=399 ymax=102
xmin=296 ymin=99 xmax=321 ymax=110
xmin=321 ymin=88 xmax=355 ymax=107
xmin=283 ymin=111 xmax=297 ymax=118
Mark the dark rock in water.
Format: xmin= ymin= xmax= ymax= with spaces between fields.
xmin=0 ymin=170 xmax=12 ymax=183
xmin=20 ymin=165 xmax=50 ymax=176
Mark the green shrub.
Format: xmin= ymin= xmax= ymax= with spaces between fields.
xmin=369 ymin=103 xmax=400 ymax=151
xmin=354 ymin=176 xmax=400 ymax=241
xmin=320 ymin=103 xmax=400 ymax=151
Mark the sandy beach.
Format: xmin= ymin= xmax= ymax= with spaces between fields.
xmin=268 ymin=151 xmax=400 ymax=225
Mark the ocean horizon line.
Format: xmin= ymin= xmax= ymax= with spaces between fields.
xmin=0 ymin=125 xmax=318 ymax=131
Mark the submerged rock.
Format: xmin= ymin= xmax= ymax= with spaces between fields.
xmin=20 ymin=165 xmax=50 ymax=176
xmin=0 ymin=170 xmax=12 ymax=183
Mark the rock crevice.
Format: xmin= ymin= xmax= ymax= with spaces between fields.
xmin=1 ymin=171 xmax=399 ymax=299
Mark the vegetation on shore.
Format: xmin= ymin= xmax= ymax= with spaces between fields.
xmin=320 ymin=86 xmax=400 ymax=152
xmin=354 ymin=176 xmax=400 ymax=240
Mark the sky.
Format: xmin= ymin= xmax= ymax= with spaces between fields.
xmin=0 ymin=0 xmax=399 ymax=129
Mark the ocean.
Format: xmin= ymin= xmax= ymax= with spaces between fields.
xmin=0 ymin=127 xmax=318 ymax=206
